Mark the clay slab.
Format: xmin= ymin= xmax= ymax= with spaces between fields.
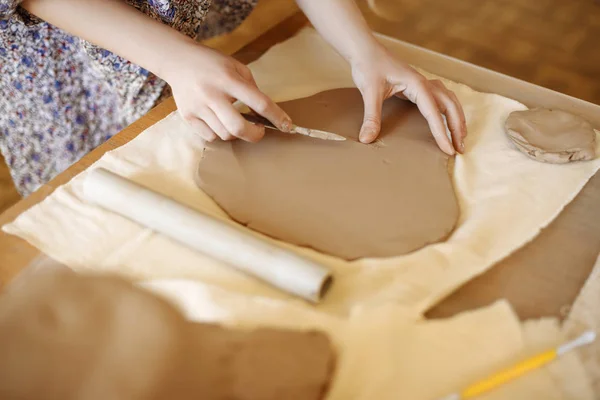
xmin=196 ymin=89 xmax=459 ymax=260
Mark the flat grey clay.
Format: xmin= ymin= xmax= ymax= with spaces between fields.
xmin=196 ymin=89 xmax=459 ymax=260
xmin=505 ymin=108 xmax=596 ymax=164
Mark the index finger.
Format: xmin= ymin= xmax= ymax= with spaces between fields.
xmin=229 ymin=80 xmax=292 ymax=133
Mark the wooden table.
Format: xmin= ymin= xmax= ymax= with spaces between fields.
xmin=1 ymin=8 xmax=599 ymax=322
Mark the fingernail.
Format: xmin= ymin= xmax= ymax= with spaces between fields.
xmin=359 ymin=131 xmax=372 ymax=143
xmin=281 ymin=119 xmax=292 ymax=132
xmin=460 ymin=141 xmax=465 ymax=152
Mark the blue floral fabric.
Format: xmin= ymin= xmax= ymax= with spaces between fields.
xmin=0 ymin=0 xmax=257 ymax=195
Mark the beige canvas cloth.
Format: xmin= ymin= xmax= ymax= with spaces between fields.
xmin=5 ymin=255 xmax=595 ymax=399
xmin=3 ymin=27 xmax=598 ymax=398
xmin=141 ymin=280 xmax=593 ymax=399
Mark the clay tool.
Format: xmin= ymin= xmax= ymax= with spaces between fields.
xmin=242 ymin=113 xmax=346 ymax=141
xmin=82 ymin=168 xmax=333 ymax=303
xmin=438 ymin=330 xmax=596 ymax=400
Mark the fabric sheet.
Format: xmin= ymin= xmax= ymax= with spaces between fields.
xmin=3 ymin=26 xmax=598 ymax=398
xmin=7 ymin=256 xmax=595 ymax=399
xmin=141 ymin=280 xmax=593 ymax=400
xmin=4 ymin=28 xmax=600 ymax=318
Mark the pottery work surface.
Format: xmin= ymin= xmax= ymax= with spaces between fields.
xmin=4 ymin=28 xmax=600 ymax=316
xmin=197 ymin=89 xmax=458 ymax=260
xmin=2 ymin=27 xmax=600 ymax=399
xmin=505 ymin=108 xmax=597 ymax=164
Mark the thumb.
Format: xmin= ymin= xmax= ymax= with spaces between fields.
xmin=359 ymin=88 xmax=383 ymax=144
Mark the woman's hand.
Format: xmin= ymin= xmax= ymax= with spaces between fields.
xmin=21 ymin=0 xmax=290 ymax=143
xmin=294 ymin=0 xmax=467 ymax=155
xmin=163 ymin=43 xmax=292 ymax=143
xmin=351 ymin=45 xmax=467 ymax=155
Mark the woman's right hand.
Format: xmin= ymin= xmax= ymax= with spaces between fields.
xmin=163 ymin=43 xmax=292 ymax=142
xmin=20 ymin=0 xmax=289 ymax=143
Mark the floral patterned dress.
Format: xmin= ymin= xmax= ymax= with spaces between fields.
xmin=0 ymin=0 xmax=257 ymax=196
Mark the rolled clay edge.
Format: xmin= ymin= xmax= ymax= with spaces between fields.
xmin=507 ymin=131 xmax=596 ymax=164
xmin=82 ymin=168 xmax=333 ymax=303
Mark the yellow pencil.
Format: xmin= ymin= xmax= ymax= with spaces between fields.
xmin=438 ymin=330 xmax=596 ymax=400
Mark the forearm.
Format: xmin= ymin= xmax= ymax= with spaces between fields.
xmin=21 ymin=0 xmax=195 ymax=80
xmin=295 ymin=0 xmax=381 ymax=63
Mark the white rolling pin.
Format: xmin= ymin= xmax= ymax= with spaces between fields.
xmin=82 ymin=168 xmax=332 ymax=303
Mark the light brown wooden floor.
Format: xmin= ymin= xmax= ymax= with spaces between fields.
xmin=1 ymin=0 xmax=599 ymax=214
xmin=358 ymin=0 xmax=600 ymax=104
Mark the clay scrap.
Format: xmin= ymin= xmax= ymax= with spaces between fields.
xmin=196 ymin=89 xmax=459 ymax=260
xmin=505 ymin=108 xmax=597 ymax=164
xmin=0 ymin=271 xmax=336 ymax=400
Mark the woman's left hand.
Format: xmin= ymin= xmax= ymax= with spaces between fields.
xmin=351 ymin=45 xmax=467 ymax=155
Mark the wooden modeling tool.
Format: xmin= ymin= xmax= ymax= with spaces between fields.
xmin=438 ymin=330 xmax=596 ymax=400
xmin=242 ymin=112 xmax=346 ymax=141
xmin=82 ymin=168 xmax=333 ymax=303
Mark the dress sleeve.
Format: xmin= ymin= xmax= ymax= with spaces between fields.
xmin=0 ymin=0 xmax=43 ymax=25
